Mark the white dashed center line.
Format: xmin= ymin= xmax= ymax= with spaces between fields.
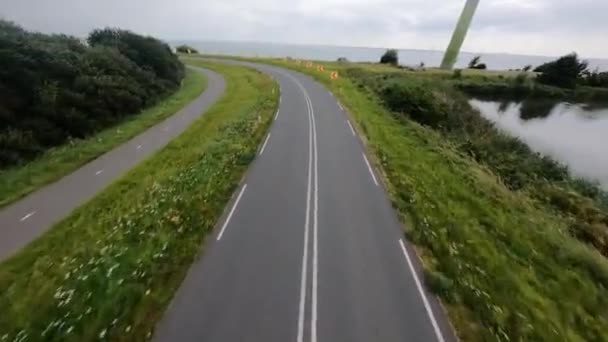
xmin=20 ymin=211 xmax=36 ymax=222
xmin=259 ymin=133 xmax=272 ymax=155
xmin=346 ymin=120 xmax=356 ymax=136
xmin=216 ymin=184 xmax=248 ymax=241
xmin=362 ymin=153 xmax=379 ymax=186
xmin=95 ymin=170 xmax=104 ymax=176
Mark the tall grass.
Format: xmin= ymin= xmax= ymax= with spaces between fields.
xmin=250 ymin=57 xmax=608 ymax=341
xmin=0 ymin=61 xmax=277 ymax=341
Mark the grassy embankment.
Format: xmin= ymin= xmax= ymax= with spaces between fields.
xmin=235 ymin=57 xmax=608 ymax=341
xmin=0 ymin=61 xmax=277 ymax=341
xmin=0 ymin=68 xmax=206 ymax=208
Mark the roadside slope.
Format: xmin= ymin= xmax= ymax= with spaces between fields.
xmin=0 ymin=62 xmax=277 ymax=341
xmin=0 ymin=68 xmax=206 ymax=208
xmin=0 ymin=67 xmax=216 ymax=261
xmin=256 ymin=58 xmax=608 ymax=341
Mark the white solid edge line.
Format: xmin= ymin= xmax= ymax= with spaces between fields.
xmin=95 ymin=170 xmax=104 ymax=176
xmin=275 ymin=109 xmax=280 ymax=121
xmin=259 ymin=133 xmax=272 ymax=155
xmin=362 ymin=153 xmax=379 ymax=186
xmin=346 ymin=120 xmax=356 ymax=136
xmin=20 ymin=211 xmax=36 ymax=222
xmin=399 ymin=239 xmax=446 ymax=342
xmin=216 ymin=184 xmax=248 ymax=241
xmin=337 ymin=102 xmax=344 ymax=111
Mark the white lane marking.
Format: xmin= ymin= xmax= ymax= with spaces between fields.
xmin=259 ymin=133 xmax=272 ymax=155
xmin=216 ymin=184 xmax=248 ymax=241
xmin=297 ymin=93 xmax=313 ymax=342
xmin=275 ymin=109 xmax=280 ymax=121
xmin=284 ymin=70 xmax=319 ymax=342
xmin=399 ymin=239 xmax=446 ymax=342
xmin=346 ymin=120 xmax=356 ymax=136
xmin=280 ymin=95 xmax=282 ymax=104
xmin=95 ymin=170 xmax=104 ymax=176
xmin=310 ymin=87 xmax=319 ymax=342
xmin=337 ymin=102 xmax=344 ymax=111
xmin=20 ymin=211 xmax=36 ymax=222
xmin=136 ymin=144 xmax=143 ymax=150
xmin=362 ymin=153 xmax=378 ymax=186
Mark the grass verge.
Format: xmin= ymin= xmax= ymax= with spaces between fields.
xmin=0 ymin=68 xmax=206 ymax=208
xmin=242 ymin=57 xmax=608 ymax=341
xmin=0 ymin=61 xmax=277 ymax=341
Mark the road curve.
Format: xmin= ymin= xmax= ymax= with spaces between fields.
xmin=0 ymin=67 xmax=225 ymax=261
xmin=154 ymin=60 xmax=457 ymax=342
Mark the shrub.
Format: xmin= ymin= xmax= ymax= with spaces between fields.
xmin=88 ymin=28 xmax=184 ymax=87
xmin=584 ymin=69 xmax=608 ymax=88
xmin=176 ymin=44 xmax=198 ymax=54
xmin=535 ymin=53 xmax=588 ymax=89
xmin=514 ymin=73 xmax=527 ymax=85
xmin=468 ymin=55 xmax=486 ymax=69
xmin=380 ymin=80 xmax=450 ymax=128
xmin=380 ymin=49 xmax=398 ymax=65
xmin=336 ymin=57 xmax=349 ymax=63
xmin=0 ymin=21 xmax=185 ymax=168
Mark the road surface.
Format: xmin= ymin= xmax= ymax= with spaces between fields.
xmin=154 ymin=60 xmax=456 ymax=342
xmin=0 ymin=66 xmax=224 ymax=261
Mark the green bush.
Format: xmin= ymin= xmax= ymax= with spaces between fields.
xmin=176 ymin=44 xmax=198 ymax=54
xmin=535 ymin=53 xmax=588 ymax=89
xmin=0 ymin=21 xmax=185 ymax=168
xmin=379 ymin=49 xmax=398 ymax=65
xmin=452 ymin=69 xmax=463 ymax=79
xmin=584 ymin=70 xmax=608 ymax=88
xmin=380 ymin=81 xmax=449 ymax=128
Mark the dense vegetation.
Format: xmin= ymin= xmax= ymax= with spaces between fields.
xmin=251 ymin=57 xmax=608 ymax=341
xmin=467 ymin=55 xmax=486 ymax=70
xmin=0 ymin=21 xmax=184 ymax=168
xmin=176 ymin=45 xmax=199 ymax=54
xmin=534 ymin=53 xmax=588 ymax=89
xmin=379 ymin=49 xmax=398 ymax=65
xmin=347 ymin=68 xmax=608 ymax=250
xmin=0 ymin=69 xmax=206 ymax=208
xmin=0 ymin=61 xmax=277 ymax=341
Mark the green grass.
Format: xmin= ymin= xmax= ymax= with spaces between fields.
xmin=239 ymin=57 xmax=608 ymax=341
xmin=0 ymin=61 xmax=277 ymax=341
xmin=0 ymin=68 xmax=206 ymax=208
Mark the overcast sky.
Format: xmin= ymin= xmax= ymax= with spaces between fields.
xmin=1 ymin=0 xmax=607 ymax=58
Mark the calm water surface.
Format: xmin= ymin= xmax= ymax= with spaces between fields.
xmin=173 ymin=40 xmax=608 ymax=71
xmin=470 ymin=99 xmax=608 ymax=189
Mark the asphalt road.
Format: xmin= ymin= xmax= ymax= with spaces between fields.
xmin=154 ymin=60 xmax=457 ymax=342
xmin=0 ymin=66 xmax=224 ymax=261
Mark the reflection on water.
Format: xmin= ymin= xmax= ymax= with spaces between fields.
xmin=470 ymin=98 xmax=608 ymax=189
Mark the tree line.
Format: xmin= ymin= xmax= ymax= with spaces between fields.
xmin=378 ymin=48 xmax=608 ymax=90
xmin=0 ymin=21 xmax=184 ymax=168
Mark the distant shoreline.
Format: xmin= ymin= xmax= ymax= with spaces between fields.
xmin=170 ymin=39 xmax=608 ymax=68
